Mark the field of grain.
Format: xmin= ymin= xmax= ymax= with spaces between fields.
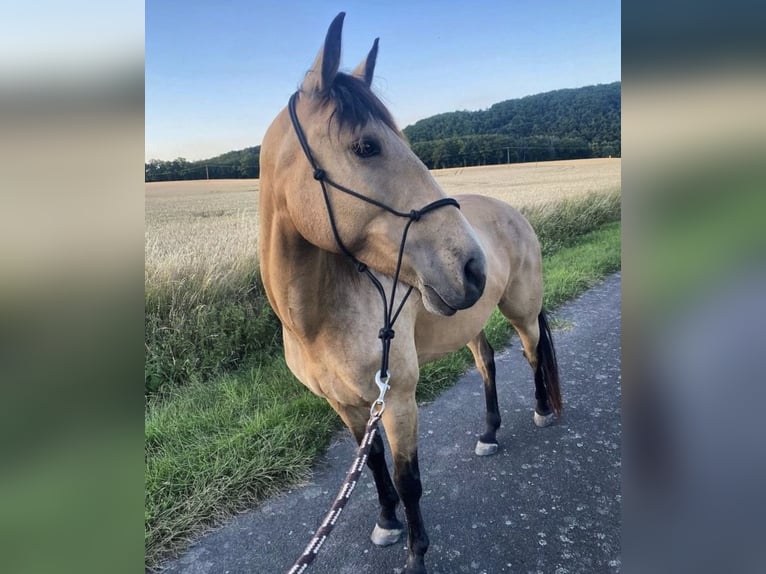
xmin=145 ymin=179 xmax=259 ymax=291
xmin=145 ymin=158 xmax=620 ymax=278
xmin=431 ymin=157 xmax=621 ymax=205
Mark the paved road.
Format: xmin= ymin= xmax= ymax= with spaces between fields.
xmin=162 ymin=273 xmax=621 ymax=574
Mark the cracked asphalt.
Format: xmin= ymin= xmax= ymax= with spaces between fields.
xmin=160 ymin=273 xmax=621 ymax=574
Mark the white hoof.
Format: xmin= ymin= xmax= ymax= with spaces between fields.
xmin=533 ymin=411 xmax=556 ymax=427
xmin=371 ymin=524 xmax=403 ymax=546
xmin=475 ymin=440 xmax=498 ymax=456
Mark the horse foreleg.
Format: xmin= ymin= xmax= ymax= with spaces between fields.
xmin=467 ymin=331 xmax=501 ymax=456
xmin=382 ymin=396 xmax=429 ymax=574
xmin=368 ymin=431 xmax=405 ymax=545
xmin=328 ymin=401 xmax=403 ymax=546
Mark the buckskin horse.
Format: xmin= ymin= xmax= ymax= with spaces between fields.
xmin=258 ymin=13 xmax=561 ymax=574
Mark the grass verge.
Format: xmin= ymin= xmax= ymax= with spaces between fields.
xmin=145 ymin=220 xmax=621 ymax=566
xmin=144 ymin=263 xmax=281 ymax=393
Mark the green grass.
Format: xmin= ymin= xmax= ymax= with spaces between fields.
xmin=521 ymin=190 xmax=621 ymax=256
xmin=145 ymin=358 xmax=338 ymax=562
xmin=144 ymin=263 xmax=281 ymax=393
xmin=145 ymin=218 xmax=621 ymax=567
xmin=541 ymin=222 xmax=622 ymax=308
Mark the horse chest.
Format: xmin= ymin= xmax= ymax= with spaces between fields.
xmin=282 ymin=327 xmax=378 ymax=407
xmin=279 ymin=279 xmax=380 ymax=396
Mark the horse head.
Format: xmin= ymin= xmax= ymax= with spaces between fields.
xmin=260 ymin=13 xmax=486 ymax=315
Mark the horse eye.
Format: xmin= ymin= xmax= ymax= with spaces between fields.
xmin=351 ymin=139 xmax=380 ymax=158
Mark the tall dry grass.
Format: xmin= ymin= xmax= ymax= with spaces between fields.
xmin=145 ymin=181 xmax=279 ymax=392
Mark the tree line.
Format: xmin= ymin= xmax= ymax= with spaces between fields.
xmin=409 ymin=133 xmax=617 ymax=170
xmin=145 ymin=146 xmax=261 ymax=182
xmin=145 ymin=82 xmax=620 ymax=181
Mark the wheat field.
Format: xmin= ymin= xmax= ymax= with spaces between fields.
xmin=145 ymin=158 xmax=620 ymax=281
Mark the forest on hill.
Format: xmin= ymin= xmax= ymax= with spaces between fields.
xmin=404 ymin=82 xmax=620 ymax=168
xmin=145 ymin=81 xmax=620 ymax=181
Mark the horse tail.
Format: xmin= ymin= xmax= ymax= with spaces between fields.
xmin=537 ymin=310 xmax=562 ymax=415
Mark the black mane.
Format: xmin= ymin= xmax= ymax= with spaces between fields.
xmin=317 ymin=72 xmax=400 ymax=135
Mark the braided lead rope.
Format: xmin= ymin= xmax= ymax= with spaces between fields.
xmin=286 ymin=412 xmax=382 ymax=574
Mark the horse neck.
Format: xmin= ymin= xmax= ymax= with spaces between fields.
xmin=259 ymin=188 xmax=359 ymax=340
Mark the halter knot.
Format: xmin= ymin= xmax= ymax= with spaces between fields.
xmin=378 ymin=327 xmax=395 ymax=341
xmin=409 ymin=209 xmax=422 ymax=222
xmin=313 ymin=168 xmax=326 ymax=180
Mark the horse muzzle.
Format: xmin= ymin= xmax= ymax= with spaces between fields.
xmin=421 ymin=249 xmax=487 ymax=316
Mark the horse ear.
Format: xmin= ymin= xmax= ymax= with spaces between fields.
xmin=351 ymin=38 xmax=379 ymax=87
xmin=302 ymin=12 xmax=345 ymax=95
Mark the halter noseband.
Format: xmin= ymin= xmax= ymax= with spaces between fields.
xmin=287 ymin=91 xmax=460 ymax=388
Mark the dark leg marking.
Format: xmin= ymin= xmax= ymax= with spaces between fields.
xmin=395 ymin=452 xmax=429 ymax=574
xmin=367 ymin=433 xmax=404 ymax=538
xmin=469 ymin=332 xmax=501 ymax=454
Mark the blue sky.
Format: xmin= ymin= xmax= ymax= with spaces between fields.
xmin=146 ymin=1 xmax=620 ymax=161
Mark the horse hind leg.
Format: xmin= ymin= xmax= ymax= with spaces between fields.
xmin=467 ymin=331 xmax=501 ymax=456
xmin=509 ymin=312 xmax=563 ymax=427
xmin=328 ymin=401 xmax=404 ymax=546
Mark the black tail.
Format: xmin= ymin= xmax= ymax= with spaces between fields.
xmin=537 ymin=310 xmax=562 ymax=415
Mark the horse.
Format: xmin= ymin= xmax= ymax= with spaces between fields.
xmin=258 ymin=13 xmax=561 ymax=574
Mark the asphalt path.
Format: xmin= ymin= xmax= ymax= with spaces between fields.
xmin=161 ymin=273 xmax=621 ymax=574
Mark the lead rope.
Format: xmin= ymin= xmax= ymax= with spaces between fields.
xmin=285 ymin=92 xmax=459 ymax=573
xmin=286 ymin=412 xmax=381 ymax=574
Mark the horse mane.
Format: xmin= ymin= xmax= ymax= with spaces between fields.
xmin=311 ymin=72 xmax=401 ymax=136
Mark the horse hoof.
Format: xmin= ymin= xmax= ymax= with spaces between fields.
xmin=371 ymin=524 xmax=403 ymax=546
xmin=475 ymin=440 xmax=498 ymax=456
xmin=533 ymin=411 xmax=556 ymax=427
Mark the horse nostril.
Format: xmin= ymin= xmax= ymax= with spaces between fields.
xmin=464 ymin=256 xmax=486 ymax=301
